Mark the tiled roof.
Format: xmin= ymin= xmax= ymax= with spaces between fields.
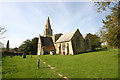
xmin=40 ymin=36 xmax=54 ymax=47
xmin=56 ymin=30 xmax=76 ymax=43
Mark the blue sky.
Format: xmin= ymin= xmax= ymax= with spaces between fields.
xmin=0 ymin=2 xmax=110 ymax=48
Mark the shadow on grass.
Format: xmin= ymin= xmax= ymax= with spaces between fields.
xmin=75 ymin=49 xmax=108 ymax=55
xmin=40 ymin=67 xmax=49 ymax=69
xmin=1 ymin=78 xmax=62 ymax=80
xmin=2 ymin=55 xmax=8 ymax=58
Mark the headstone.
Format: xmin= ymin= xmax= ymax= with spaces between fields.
xmin=23 ymin=54 xmax=26 ymax=58
xmin=20 ymin=54 xmax=22 ymax=57
xmin=10 ymin=55 xmax=13 ymax=58
xmin=37 ymin=59 xmax=40 ymax=69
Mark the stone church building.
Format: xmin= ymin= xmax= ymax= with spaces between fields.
xmin=37 ymin=16 xmax=92 ymax=55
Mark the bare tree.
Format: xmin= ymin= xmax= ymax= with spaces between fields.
xmin=0 ymin=26 xmax=7 ymax=39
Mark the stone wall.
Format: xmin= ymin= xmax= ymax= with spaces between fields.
xmin=55 ymin=41 xmax=74 ymax=55
xmin=84 ymin=35 xmax=92 ymax=52
xmin=71 ymin=29 xmax=85 ymax=54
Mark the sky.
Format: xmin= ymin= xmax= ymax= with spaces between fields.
xmin=0 ymin=2 xmax=110 ymax=48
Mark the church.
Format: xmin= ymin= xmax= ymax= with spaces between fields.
xmin=37 ymin=16 xmax=92 ymax=55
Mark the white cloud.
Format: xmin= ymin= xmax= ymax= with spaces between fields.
xmin=0 ymin=2 xmax=107 ymax=48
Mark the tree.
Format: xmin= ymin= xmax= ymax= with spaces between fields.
xmin=6 ymin=40 xmax=9 ymax=52
xmin=31 ymin=37 xmax=38 ymax=55
xmin=95 ymin=1 xmax=120 ymax=48
xmin=87 ymin=33 xmax=102 ymax=50
xmin=0 ymin=26 xmax=6 ymax=39
xmin=19 ymin=37 xmax=38 ymax=55
xmin=19 ymin=39 xmax=33 ymax=55
xmin=13 ymin=47 xmax=18 ymax=52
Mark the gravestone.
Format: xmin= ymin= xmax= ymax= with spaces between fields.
xmin=10 ymin=55 xmax=13 ymax=58
xmin=23 ymin=54 xmax=26 ymax=58
xmin=10 ymin=52 xmax=13 ymax=58
xmin=37 ymin=59 xmax=40 ymax=69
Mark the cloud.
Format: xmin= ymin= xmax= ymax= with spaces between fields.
xmin=0 ymin=2 xmax=109 ymax=47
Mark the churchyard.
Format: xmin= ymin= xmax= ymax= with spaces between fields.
xmin=2 ymin=49 xmax=118 ymax=78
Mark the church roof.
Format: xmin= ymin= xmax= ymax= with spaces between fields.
xmin=40 ymin=36 xmax=54 ymax=47
xmin=56 ymin=30 xmax=76 ymax=43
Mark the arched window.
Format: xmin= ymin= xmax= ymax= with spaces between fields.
xmin=76 ymin=37 xmax=81 ymax=48
xmin=62 ymin=44 xmax=65 ymax=50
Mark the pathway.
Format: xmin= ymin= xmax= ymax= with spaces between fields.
xmin=35 ymin=56 xmax=70 ymax=80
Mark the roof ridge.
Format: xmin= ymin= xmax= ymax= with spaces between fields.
xmin=56 ymin=29 xmax=77 ymax=43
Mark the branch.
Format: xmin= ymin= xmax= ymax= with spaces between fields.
xmin=0 ymin=26 xmax=7 ymax=39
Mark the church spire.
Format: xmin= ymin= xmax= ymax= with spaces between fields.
xmin=45 ymin=16 xmax=51 ymax=29
xmin=43 ymin=16 xmax=53 ymax=37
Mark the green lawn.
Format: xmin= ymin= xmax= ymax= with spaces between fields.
xmin=2 ymin=49 xmax=118 ymax=78
xmin=37 ymin=49 xmax=118 ymax=78
xmin=0 ymin=60 xmax=2 ymax=80
xmin=2 ymin=55 xmax=61 ymax=78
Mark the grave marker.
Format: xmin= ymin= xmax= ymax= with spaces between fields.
xmin=37 ymin=59 xmax=40 ymax=69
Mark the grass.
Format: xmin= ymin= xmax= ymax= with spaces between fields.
xmin=0 ymin=60 xmax=2 ymax=80
xmin=2 ymin=49 xmax=118 ymax=78
xmin=37 ymin=49 xmax=118 ymax=78
xmin=2 ymin=55 xmax=61 ymax=78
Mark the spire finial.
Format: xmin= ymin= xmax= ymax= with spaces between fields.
xmin=47 ymin=15 xmax=49 ymax=20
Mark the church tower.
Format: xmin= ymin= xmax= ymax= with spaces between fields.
xmin=43 ymin=16 xmax=53 ymax=37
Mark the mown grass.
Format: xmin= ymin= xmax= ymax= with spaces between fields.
xmin=37 ymin=49 xmax=118 ymax=78
xmin=2 ymin=49 xmax=118 ymax=78
xmin=0 ymin=60 xmax=2 ymax=79
xmin=2 ymin=55 xmax=61 ymax=78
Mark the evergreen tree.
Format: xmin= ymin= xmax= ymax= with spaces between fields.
xmin=6 ymin=40 xmax=9 ymax=52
